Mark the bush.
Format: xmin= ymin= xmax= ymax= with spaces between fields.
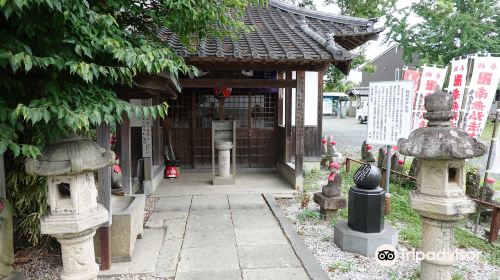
xmin=6 ymin=157 xmax=49 ymax=247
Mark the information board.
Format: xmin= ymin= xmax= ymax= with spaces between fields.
xmin=367 ymin=81 xmax=414 ymax=146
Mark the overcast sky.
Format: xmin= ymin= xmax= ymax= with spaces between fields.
xmin=309 ymin=0 xmax=419 ymax=82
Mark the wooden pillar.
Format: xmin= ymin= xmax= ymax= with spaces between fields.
xmin=0 ymin=154 xmax=5 ymax=198
xmin=285 ymin=71 xmax=293 ymax=163
xmin=141 ymin=99 xmax=154 ymax=194
xmin=153 ymin=117 xmax=162 ymax=166
xmin=489 ymin=207 xmax=500 ymax=243
xmin=317 ymin=71 xmax=324 ymax=157
xmin=97 ymin=123 xmax=112 ymax=270
xmin=120 ymin=114 xmax=132 ymax=195
xmin=295 ymin=71 xmax=305 ymax=191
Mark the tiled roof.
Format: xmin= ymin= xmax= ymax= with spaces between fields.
xmin=158 ymin=0 xmax=382 ymax=64
xmin=346 ymin=87 xmax=370 ymax=96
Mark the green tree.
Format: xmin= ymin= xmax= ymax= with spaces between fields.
xmin=322 ymin=0 xmax=394 ymax=92
xmin=0 ymin=0 xmax=265 ymax=158
xmin=386 ymin=0 xmax=500 ymax=65
xmin=0 ymin=0 xmax=265 ymax=245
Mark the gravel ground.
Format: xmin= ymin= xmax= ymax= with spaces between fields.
xmin=13 ymin=195 xmax=159 ymax=280
xmin=276 ymin=198 xmax=500 ymax=280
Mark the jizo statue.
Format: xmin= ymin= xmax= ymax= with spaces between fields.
xmin=322 ymin=162 xmax=342 ymax=197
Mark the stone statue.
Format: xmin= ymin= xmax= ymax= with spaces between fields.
xmin=465 ymin=168 xmax=480 ymax=198
xmin=313 ymin=162 xmax=347 ymax=221
xmin=327 ymin=141 xmax=343 ymax=164
xmin=361 ymin=140 xmax=375 ymax=162
xmin=0 ymin=198 xmax=14 ymax=277
xmin=322 ymin=162 xmax=342 ymax=197
xmin=377 ymin=148 xmax=385 ymax=169
xmin=320 ymin=137 xmax=329 ymax=167
xmin=483 ymin=177 xmax=496 ymax=203
xmin=111 ymin=158 xmax=124 ymax=196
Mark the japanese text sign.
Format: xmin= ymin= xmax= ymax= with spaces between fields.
xmin=367 ymin=81 xmax=414 ymax=146
xmin=447 ymin=59 xmax=469 ymax=128
xmin=141 ymin=98 xmax=153 ymax=157
xmin=460 ymin=57 xmax=500 ymax=138
xmin=412 ymin=66 xmax=448 ymax=130
xmin=402 ymin=68 xmax=421 ymax=107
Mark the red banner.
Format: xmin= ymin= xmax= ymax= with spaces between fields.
xmin=403 ymin=69 xmax=421 ymax=108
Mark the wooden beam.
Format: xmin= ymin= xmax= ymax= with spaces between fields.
xmin=185 ymin=58 xmax=331 ymax=72
xmin=120 ymin=114 xmax=132 ymax=195
xmin=0 ymin=154 xmax=5 ymax=198
xmin=285 ymin=71 xmax=293 ymax=162
xmin=180 ymin=78 xmax=297 ymax=89
xmin=295 ymin=71 xmax=305 ymax=191
xmin=96 ymin=123 xmax=112 ymax=271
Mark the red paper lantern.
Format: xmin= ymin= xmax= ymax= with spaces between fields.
xmin=486 ymin=177 xmax=495 ymax=184
xmin=214 ymin=87 xmax=232 ymax=99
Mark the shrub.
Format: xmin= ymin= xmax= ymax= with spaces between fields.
xmin=6 ymin=157 xmax=48 ymax=247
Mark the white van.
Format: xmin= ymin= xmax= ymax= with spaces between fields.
xmin=356 ymin=101 xmax=368 ymax=124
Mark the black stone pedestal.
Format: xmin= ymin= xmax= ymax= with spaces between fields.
xmin=348 ymin=186 xmax=385 ymax=233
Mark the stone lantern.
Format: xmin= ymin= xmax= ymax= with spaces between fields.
xmin=398 ymin=89 xmax=486 ymax=280
xmin=26 ymin=136 xmax=114 ymax=280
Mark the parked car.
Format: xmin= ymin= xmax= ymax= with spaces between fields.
xmin=356 ymin=101 xmax=368 ymax=124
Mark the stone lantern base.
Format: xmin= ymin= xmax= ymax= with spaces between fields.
xmin=55 ymin=229 xmax=100 ymax=280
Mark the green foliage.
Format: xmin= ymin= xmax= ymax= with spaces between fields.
xmin=328 ymin=260 xmax=352 ymax=273
xmin=386 ymin=0 xmax=500 ymax=65
xmin=6 ymin=157 xmax=48 ymax=246
xmin=0 ymin=0 xmax=265 ymax=157
xmin=455 ymin=227 xmax=500 ymax=266
xmin=297 ymin=208 xmax=322 ymax=222
xmin=0 ymin=0 xmax=266 ymax=247
xmin=451 ymin=272 xmax=465 ymax=280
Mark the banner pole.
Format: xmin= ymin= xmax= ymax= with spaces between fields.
xmin=474 ymin=102 xmax=500 ymax=233
xmin=384 ymin=145 xmax=392 ymax=214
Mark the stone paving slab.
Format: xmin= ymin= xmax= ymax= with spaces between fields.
xmin=237 ymin=244 xmax=302 ymax=269
xmin=228 ymin=194 xmax=267 ymax=209
xmin=177 ymin=246 xmax=240 ymax=272
xmin=98 ymin=228 xmax=164 ymax=276
xmin=183 ymin=227 xmax=235 ymax=248
xmin=242 ymin=268 xmax=310 ymax=280
xmin=155 ymin=238 xmax=182 ymax=278
xmin=149 ymin=210 xmax=188 ymax=221
xmin=191 ymin=195 xmax=229 ymax=210
xmin=234 ymin=226 xmax=289 ymax=246
xmin=99 ymin=193 xmax=325 ymax=280
xmin=164 ymin=218 xmax=188 ymax=240
xmin=176 ymin=269 xmax=243 ymax=280
xmin=153 ymin=196 xmax=192 ymax=212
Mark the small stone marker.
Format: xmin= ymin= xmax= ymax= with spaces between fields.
xmin=361 ymin=140 xmax=376 ymax=162
xmin=313 ymin=162 xmax=346 ymax=221
xmin=334 ymin=163 xmax=398 ymax=257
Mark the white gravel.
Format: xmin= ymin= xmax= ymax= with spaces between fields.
xmin=277 ymin=198 xmax=500 ymax=280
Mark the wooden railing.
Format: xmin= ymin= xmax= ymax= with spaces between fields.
xmin=344 ymin=157 xmax=500 ymax=243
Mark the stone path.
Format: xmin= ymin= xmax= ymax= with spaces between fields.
xmin=99 ymin=194 xmax=310 ymax=279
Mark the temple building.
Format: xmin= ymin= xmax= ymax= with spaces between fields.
xmin=116 ymin=0 xmax=383 ymax=193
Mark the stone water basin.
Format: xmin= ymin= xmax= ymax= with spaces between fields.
xmin=94 ymin=194 xmax=145 ymax=262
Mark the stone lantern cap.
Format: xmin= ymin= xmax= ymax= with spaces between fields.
xmin=398 ymin=89 xmax=486 ymax=160
xmin=25 ymin=136 xmax=115 ymax=176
